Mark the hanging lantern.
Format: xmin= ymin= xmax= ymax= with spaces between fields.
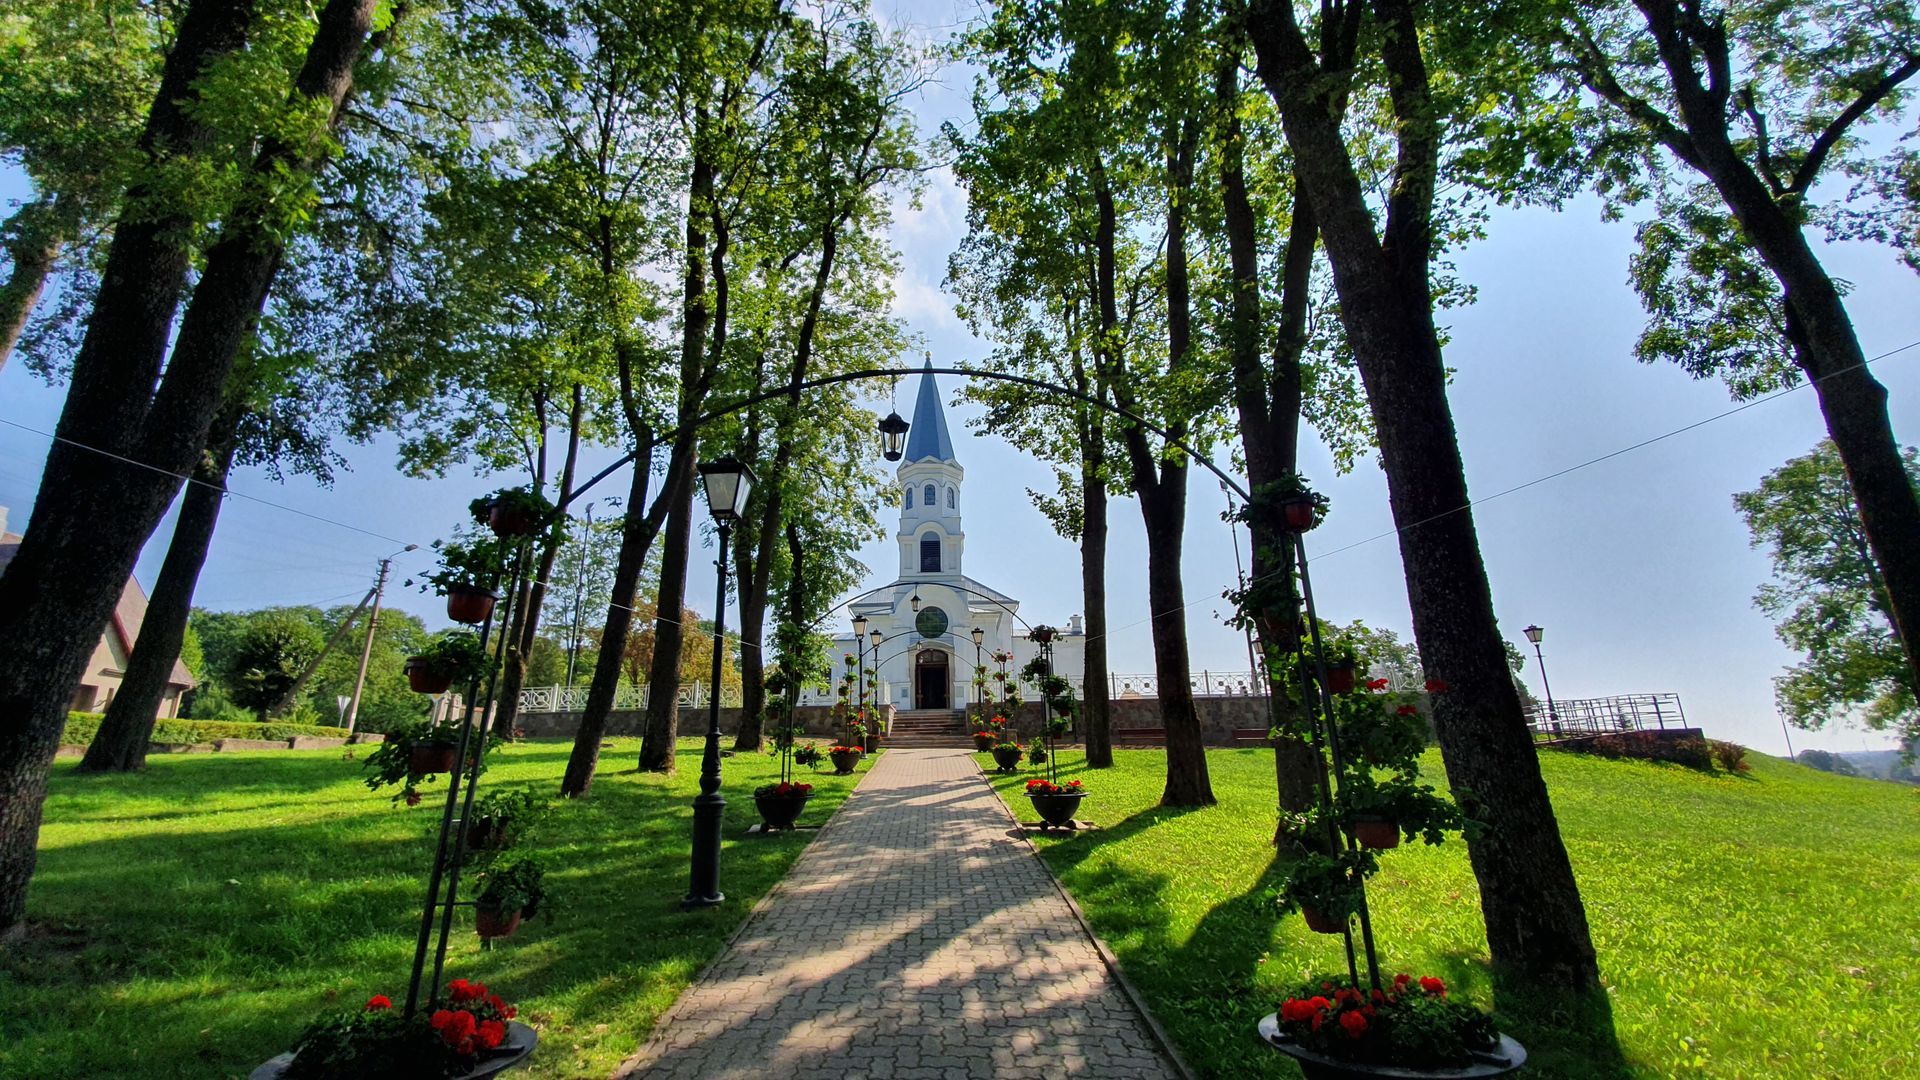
xmin=878 ymin=410 xmax=910 ymax=461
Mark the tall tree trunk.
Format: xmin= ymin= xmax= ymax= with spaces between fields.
xmin=1247 ymin=0 xmax=1600 ymax=990
xmin=1078 ymin=367 xmax=1113 ymax=769
xmin=80 ymin=425 xmax=238 ymax=771
xmin=0 ymin=0 xmax=382 ymax=943
xmin=0 ymin=199 xmax=63 ymax=372
xmin=638 ymin=456 xmax=698 ymax=773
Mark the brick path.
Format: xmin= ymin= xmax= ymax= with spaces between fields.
xmin=614 ymin=748 xmax=1178 ymax=1080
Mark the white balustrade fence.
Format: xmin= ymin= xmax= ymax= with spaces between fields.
xmin=518 ymin=682 xmax=742 ymax=713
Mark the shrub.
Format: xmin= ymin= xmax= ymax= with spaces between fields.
xmin=1570 ymin=731 xmax=1713 ymax=771
xmin=1709 ymin=740 xmax=1751 ymax=773
xmin=59 ymin=713 xmax=350 ymax=747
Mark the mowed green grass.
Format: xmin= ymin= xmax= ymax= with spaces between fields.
xmin=977 ymin=748 xmax=1920 ymax=1079
xmin=3 ymin=738 xmax=872 ymax=1079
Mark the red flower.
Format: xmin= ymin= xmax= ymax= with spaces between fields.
xmin=1424 ymin=679 xmax=1448 ymax=693
xmin=477 ymin=1019 xmax=507 ymax=1050
xmin=1339 ymin=1010 xmax=1369 ymax=1038
xmin=1394 ymin=973 xmax=1412 ymax=987
xmin=1370 ymin=988 xmax=1386 ymax=1004
xmin=1366 ymin=678 xmax=1390 ymax=691
xmin=436 ymin=1009 xmax=478 ymax=1047
xmin=1280 ymin=998 xmax=1318 ymax=1023
xmin=1396 ymin=704 xmax=1418 ymax=716
xmin=1419 ymin=976 xmax=1446 ymax=994
xmin=1309 ymin=996 xmax=1331 ymax=1012
xmin=365 ymin=995 xmax=392 ymax=1011
xmin=1310 ymin=1012 xmax=1324 ymax=1032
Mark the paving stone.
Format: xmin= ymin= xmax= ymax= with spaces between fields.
xmin=613 ymin=749 xmax=1176 ymax=1079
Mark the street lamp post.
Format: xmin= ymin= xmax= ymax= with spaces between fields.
xmin=867 ymin=628 xmax=883 ymax=749
xmin=971 ymin=625 xmax=985 ymax=722
xmin=685 ymin=456 xmax=754 ymax=910
xmin=852 ymin=615 xmax=869 ymax=745
xmin=1523 ymin=624 xmax=1558 ymax=735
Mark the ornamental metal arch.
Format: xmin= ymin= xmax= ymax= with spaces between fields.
xmin=557 ymin=365 xmax=1252 ymax=513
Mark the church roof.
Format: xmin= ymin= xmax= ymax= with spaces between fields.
xmin=902 ymin=360 xmax=956 ymax=463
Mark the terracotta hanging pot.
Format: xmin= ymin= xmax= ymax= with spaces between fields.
xmin=405 ymin=658 xmax=454 ymax=695
xmin=446 ymin=584 xmax=497 ymax=625
xmin=1352 ymin=818 xmax=1401 ymax=850
xmin=1300 ymin=905 xmax=1345 ymax=935
xmin=487 ymin=501 xmax=541 ymax=538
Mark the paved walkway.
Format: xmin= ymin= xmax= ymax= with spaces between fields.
xmin=615 ymin=748 xmax=1178 ymax=1080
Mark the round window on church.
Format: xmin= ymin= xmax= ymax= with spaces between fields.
xmin=915 ymin=606 xmax=950 ymax=639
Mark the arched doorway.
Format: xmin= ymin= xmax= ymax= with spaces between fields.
xmin=914 ymin=649 xmax=950 ymax=710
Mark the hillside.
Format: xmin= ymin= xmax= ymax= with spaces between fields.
xmin=980 ymin=746 xmax=1920 ymax=1079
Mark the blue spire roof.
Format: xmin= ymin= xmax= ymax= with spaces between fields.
xmin=903 ymin=360 xmax=956 ymax=463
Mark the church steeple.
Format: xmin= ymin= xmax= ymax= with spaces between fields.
xmin=903 ymin=360 xmax=957 ymax=464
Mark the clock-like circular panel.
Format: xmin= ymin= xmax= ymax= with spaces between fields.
xmin=915 ymin=606 xmax=950 ymax=639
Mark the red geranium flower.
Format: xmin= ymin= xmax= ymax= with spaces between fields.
xmin=365 ymin=995 xmax=391 ymax=1011
xmin=1420 ymin=976 xmax=1446 ymax=994
xmin=1424 ymin=679 xmax=1448 ymax=693
xmin=1339 ymin=1010 xmax=1369 ymax=1037
xmin=436 ymin=1009 xmax=478 ymax=1047
xmin=1394 ymin=972 xmax=1412 ymax=986
xmin=1366 ymin=678 xmax=1390 ymax=691
xmin=477 ymin=1019 xmax=507 ymax=1050
xmin=1396 ymin=704 xmax=1418 ymax=716
xmin=1280 ymin=998 xmax=1318 ymax=1023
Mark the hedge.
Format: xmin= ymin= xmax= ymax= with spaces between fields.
xmin=60 ymin=713 xmax=351 ymax=747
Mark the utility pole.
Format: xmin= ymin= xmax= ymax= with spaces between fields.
xmin=346 ymin=545 xmax=417 ymax=734
xmin=566 ymin=502 xmax=595 ymax=686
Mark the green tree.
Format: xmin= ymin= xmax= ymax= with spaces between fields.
xmin=1549 ymin=0 xmax=1920 ymax=717
xmin=1737 ymin=440 xmax=1919 ymax=745
xmin=216 ymin=610 xmax=327 ymax=721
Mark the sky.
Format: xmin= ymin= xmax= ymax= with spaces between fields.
xmin=4 ymin=7 xmax=1918 ymax=757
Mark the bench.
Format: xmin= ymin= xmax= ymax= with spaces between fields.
xmin=1114 ymin=727 xmax=1167 ymax=746
xmin=1231 ymin=727 xmax=1274 ymax=745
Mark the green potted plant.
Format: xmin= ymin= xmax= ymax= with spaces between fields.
xmin=473 ymin=858 xmax=546 ymax=940
xmin=1272 ymin=851 xmax=1372 ymax=935
xmin=412 ymin=534 xmax=509 ymax=625
xmin=464 ymin=789 xmax=542 ymax=853
xmin=473 ymin=487 xmax=556 ymax=539
xmin=826 ymin=743 xmax=863 ymax=774
xmin=1024 ymin=777 xmax=1084 ymax=828
xmin=793 ymin=743 xmax=825 ymax=771
xmin=1339 ymin=776 xmax=1465 ymax=851
xmin=406 ymin=633 xmax=489 ymax=696
xmin=363 ymin=721 xmax=501 ymax=806
xmin=263 ymin=978 xmax=534 ymax=1079
xmin=990 ymin=742 xmax=1024 ymax=772
xmin=757 ymin=701 xmax=815 ymax=830
xmin=1258 ymin=974 xmax=1524 ymax=1079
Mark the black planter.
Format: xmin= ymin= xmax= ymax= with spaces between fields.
xmin=991 ymin=745 xmax=1024 ymax=772
xmin=829 ymin=750 xmax=863 ymax=775
xmin=251 ymin=1020 xmax=539 ymax=1080
xmin=1027 ymin=790 xmax=1086 ymax=828
xmin=1256 ymin=1014 xmax=1526 ymax=1080
xmin=754 ymin=789 xmax=812 ymax=831
xmin=409 ymin=740 xmax=459 ymax=778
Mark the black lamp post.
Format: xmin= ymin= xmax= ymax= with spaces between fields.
xmin=1523 ymin=624 xmax=1558 ymax=734
xmin=868 ymin=629 xmax=883 ymax=725
xmin=685 ymin=456 xmax=754 ymax=910
xmin=852 ymin=614 xmax=869 ymax=742
xmin=971 ymin=625 xmax=985 ymax=721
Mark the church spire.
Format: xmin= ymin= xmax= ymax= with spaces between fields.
xmin=903 ymin=359 xmax=956 ymax=464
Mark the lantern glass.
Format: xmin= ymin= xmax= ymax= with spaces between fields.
xmin=869 ymin=629 xmax=882 ymax=649
xmin=853 ymin=614 xmax=868 ymax=640
xmin=697 ymin=456 xmax=755 ymax=522
xmin=878 ymin=411 xmax=910 ymax=462
xmin=1523 ymin=624 xmax=1544 ymax=645
xmin=971 ymin=626 xmax=985 ymax=646
xmin=910 ymin=594 xmax=921 ymax=613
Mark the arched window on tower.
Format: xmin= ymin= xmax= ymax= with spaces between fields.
xmin=947 ymin=487 xmax=956 ymax=509
xmin=905 ymin=485 xmax=913 ymax=509
xmin=924 ymin=483 xmax=936 ymax=507
xmin=920 ymin=534 xmax=941 ymax=573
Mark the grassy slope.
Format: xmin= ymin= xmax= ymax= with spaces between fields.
xmin=978 ymin=748 xmax=1920 ymax=1079
xmin=2 ymin=738 xmax=872 ymax=1080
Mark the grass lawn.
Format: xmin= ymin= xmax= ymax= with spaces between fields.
xmin=977 ymin=747 xmax=1920 ymax=1079
xmin=2 ymin=737 xmax=873 ymax=1079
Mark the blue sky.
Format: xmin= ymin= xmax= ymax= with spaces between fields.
xmin=4 ymin=12 xmax=1918 ymax=756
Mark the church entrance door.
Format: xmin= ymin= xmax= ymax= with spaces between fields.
xmin=914 ymin=650 xmax=950 ymax=710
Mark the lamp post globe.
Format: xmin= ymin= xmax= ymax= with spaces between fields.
xmin=1522 ymin=624 xmax=1559 ymax=735
xmin=910 ymin=593 xmax=921 ymax=613
xmin=1523 ymin=624 xmax=1544 ymax=645
xmin=685 ymin=456 xmax=755 ymax=909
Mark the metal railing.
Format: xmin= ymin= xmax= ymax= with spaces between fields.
xmin=1524 ymin=693 xmax=1685 ymax=739
xmin=517 ymin=681 xmax=742 ymax=713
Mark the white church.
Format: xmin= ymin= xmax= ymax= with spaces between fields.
xmin=801 ymin=363 xmax=1087 ymax=715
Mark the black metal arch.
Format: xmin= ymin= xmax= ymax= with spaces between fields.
xmin=560 ymin=365 xmax=1252 ymax=513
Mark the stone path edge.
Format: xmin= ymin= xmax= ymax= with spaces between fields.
xmin=610 ymin=754 xmax=884 ymax=1078
xmin=969 ymin=756 xmax=1201 ymax=1080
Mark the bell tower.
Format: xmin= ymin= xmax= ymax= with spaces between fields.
xmin=897 ymin=361 xmax=963 ymax=580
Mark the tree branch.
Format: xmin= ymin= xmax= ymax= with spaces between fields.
xmin=1789 ymin=54 xmax=1920 ymax=195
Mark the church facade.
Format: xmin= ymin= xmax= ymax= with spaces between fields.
xmin=801 ymin=363 xmax=1086 ymax=715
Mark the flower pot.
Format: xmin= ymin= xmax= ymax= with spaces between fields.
xmin=475 ymin=903 xmax=523 ymax=939
xmin=972 ymin=734 xmax=998 ymax=752
xmin=406 ymin=657 xmax=455 ymax=695
xmin=1300 ymin=904 xmax=1346 ymax=935
xmin=465 ymin=817 xmax=508 ymax=852
xmin=1027 ymin=790 xmax=1085 ymax=828
xmin=250 ymin=1021 xmax=539 ymax=1080
xmin=754 ymin=789 xmax=812 ymax=831
xmin=487 ymin=501 xmax=542 ymax=537
xmin=409 ymin=740 xmax=459 ymax=778
xmin=446 ymin=585 xmax=498 ymax=625
xmin=1257 ymin=1014 xmax=1527 ymax=1080
xmin=991 ymin=745 xmax=1024 ymax=772
xmin=1326 ymin=664 xmax=1356 ymax=694
xmin=1280 ymin=496 xmax=1317 ymax=532
xmin=864 ymin=733 xmax=879 ymax=753
xmin=829 ymin=750 xmax=862 ymax=775
xmin=1353 ymin=818 xmax=1401 ymax=850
